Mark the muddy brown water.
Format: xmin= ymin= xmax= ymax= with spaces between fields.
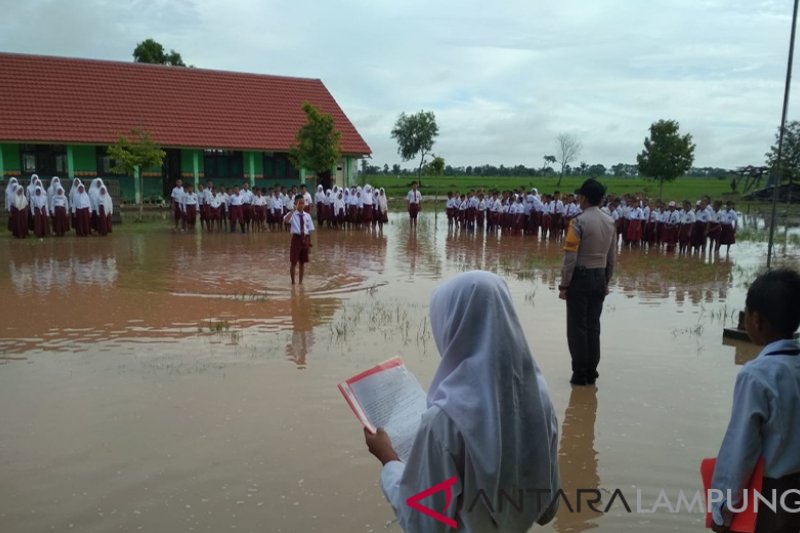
xmin=0 ymin=212 xmax=797 ymax=532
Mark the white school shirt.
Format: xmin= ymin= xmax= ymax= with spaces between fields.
xmin=711 ymin=339 xmax=800 ymax=526
xmin=271 ymin=195 xmax=283 ymax=211
xmin=695 ymin=209 xmax=710 ymax=223
xmin=204 ymin=188 xmax=214 ymax=204
xmin=303 ymin=192 xmax=313 ymax=206
xmin=171 ymin=186 xmax=184 ymax=205
xmin=183 ymin=193 xmax=198 ymax=211
xmin=682 ymin=210 xmax=696 ymax=224
xmin=229 ymin=193 xmax=242 ymax=206
xmin=53 ymin=194 xmax=68 ymax=211
xmin=649 ymin=209 xmax=661 ymax=223
xmin=407 ymin=190 xmax=421 ymax=204
xmin=210 ymin=194 xmax=222 ymax=209
xmin=720 ymin=209 xmax=737 ymax=227
xmin=628 ymin=207 xmax=643 ymax=220
xmin=31 ymin=193 xmax=49 ymax=215
xmin=315 ymin=190 xmax=325 ymax=203
xmin=478 ymin=199 xmax=487 ymax=211
xmin=333 ymin=197 xmax=345 ymax=212
xmin=239 ymin=189 xmax=253 ymax=205
xmin=289 ymin=211 xmax=315 ymax=235
xmin=253 ymin=195 xmax=267 ymax=207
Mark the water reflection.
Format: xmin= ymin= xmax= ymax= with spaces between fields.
xmin=287 ymin=288 xmax=313 ymax=369
xmin=555 ymin=386 xmax=600 ymax=532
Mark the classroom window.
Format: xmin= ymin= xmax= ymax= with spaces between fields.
xmin=204 ymin=150 xmax=243 ymax=179
xmin=19 ymin=144 xmax=67 ymax=176
xmin=96 ymin=146 xmax=123 ymax=175
xmin=263 ymin=153 xmax=299 ymax=179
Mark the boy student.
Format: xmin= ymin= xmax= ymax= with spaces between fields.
xmin=406 ymin=181 xmax=421 ymax=228
xmin=711 ymin=268 xmax=800 ymax=533
xmin=283 ymin=194 xmax=315 ymax=285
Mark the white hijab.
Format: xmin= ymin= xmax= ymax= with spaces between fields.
xmin=47 ymin=176 xmax=61 ymax=198
xmin=428 ymin=270 xmax=559 ymax=529
xmin=27 ymin=175 xmax=41 ymax=199
xmin=68 ymin=178 xmax=81 ymax=205
xmin=13 ymin=185 xmax=28 ymax=210
xmin=99 ymin=187 xmax=113 ymax=215
xmin=5 ymin=177 xmax=18 ymax=210
xmin=32 ymin=186 xmax=48 ymax=210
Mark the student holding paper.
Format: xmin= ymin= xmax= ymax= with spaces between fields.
xmin=363 ymin=270 xmax=560 ymax=532
xmin=711 ymin=268 xmax=800 ymax=533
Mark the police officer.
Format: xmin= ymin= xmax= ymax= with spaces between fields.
xmin=558 ymin=178 xmax=616 ymax=386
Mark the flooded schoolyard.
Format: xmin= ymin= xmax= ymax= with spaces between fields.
xmin=0 ymin=211 xmax=798 ymax=532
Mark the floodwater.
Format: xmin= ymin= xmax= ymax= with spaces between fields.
xmin=0 ymin=211 xmax=797 ymax=532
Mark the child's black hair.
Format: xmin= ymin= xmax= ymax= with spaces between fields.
xmin=746 ymin=268 xmax=800 ymax=336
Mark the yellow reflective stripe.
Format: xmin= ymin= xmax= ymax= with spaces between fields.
xmin=563 ymin=219 xmax=580 ymax=252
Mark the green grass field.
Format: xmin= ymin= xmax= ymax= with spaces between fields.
xmin=367 ymin=175 xmax=736 ymax=202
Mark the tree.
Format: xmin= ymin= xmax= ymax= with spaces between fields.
xmin=390 ymin=110 xmax=438 ymax=185
xmin=429 ymin=155 xmax=445 ymax=176
xmin=636 ymin=119 xmax=696 ymax=198
xmin=588 ymin=163 xmax=607 ymax=176
xmin=107 ymin=128 xmax=166 ymax=221
xmin=555 ymin=134 xmax=582 ymax=186
xmin=289 ymin=101 xmax=342 ymax=191
xmin=392 ymin=163 xmax=401 ymax=175
xmin=765 ymin=120 xmax=800 ymax=190
xmin=133 ymin=39 xmax=187 ymax=66
xmin=542 ymin=154 xmax=557 ymax=173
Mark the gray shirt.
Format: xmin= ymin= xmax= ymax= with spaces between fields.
xmin=560 ymin=206 xmax=616 ymax=288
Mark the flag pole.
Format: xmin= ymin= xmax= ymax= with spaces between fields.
xmin=767 ymin=0 xmax=799 ymax=268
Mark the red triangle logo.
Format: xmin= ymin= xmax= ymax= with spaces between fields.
xmin=405 ymin=476 xmax=458 ymax=528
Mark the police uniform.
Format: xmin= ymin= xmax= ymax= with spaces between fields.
xmin=559 ymin=179 xmax=616 ymax=385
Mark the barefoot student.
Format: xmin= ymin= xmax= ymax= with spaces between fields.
xmin=364 ymin=271 xmax=560 ymax=532
xmin=284 ymin=194 xmax=314 ymax=285
xmin=711 ymin=268 xmax=800 ymax=533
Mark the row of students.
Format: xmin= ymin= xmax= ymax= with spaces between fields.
xmin=443 ymin=188 xmax=582 ymax=239
xmin=5 ymin=176 xmax=113 ymax=239
xmin=169 ymin=179 xmax=390 ymax=234
xmin=605 ymin=195 xmax=738 ymax=254
xmin=440 ymin=187 xmax=738 ymax=255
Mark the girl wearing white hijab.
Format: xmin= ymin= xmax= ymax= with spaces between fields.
xmin=47 ymin=176 xmax=61 ymax=205
xmin=31 ymin=186 xmax=50 ymax=238
xmin=73 ymin=184 xmax=92 ymax=237
xmin=52 ymin=187 xmax=70 ymax=237
xmin=96 ymin=186 xmax=113 ymax=236
xmin=5 ymin=177 xmax=18 ymax=232
xmin=365 ymin=271 xmax=560 ymax=532
xmin=69 ymin=178 xmax=83 ymax=230
xmin=89 ymin=178 xmax=105 ymax=232
xmin=12 ymin=185 xmax=29 ymax=238
xmin=377 ymin=188 xmax=389 ymax=231
xmin=26 ymin=174 xmax=40 ymax=201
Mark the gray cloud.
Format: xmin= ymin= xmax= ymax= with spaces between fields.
xmin=0 ymin=0 xmax=796 ymax=169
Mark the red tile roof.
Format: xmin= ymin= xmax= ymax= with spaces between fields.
xmin=0 ymin=52 xmax=371 ymax=156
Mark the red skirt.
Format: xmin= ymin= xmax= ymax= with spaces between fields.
xmin=363 ymin=204 xmax=373 ymax=223
xmin=408 ymin=203 xmax=419 ymax=219
xmin=8 ymin=207 xmax=17 ymax=234
xmin=290 ymin=234 xmax=310 ymax=264
xmin=76 ymin=208 xmax=91 ymax=236
xmin=97 ymin=206 xmax=109 ymax=236
xmin=173 ymin=203 xmax=182 ymax=223
xmin=720 ymin=225 xmax=735 ymax=245
xmin=186 ymin=205 xmax=197 ymax=224
xmin=446 ymin=207 xmax=455 ymax=220
xmin=679 ymin=224 xmax=692 ymax=246
xmin=33 ymin=207 xmax=48 ymax=237
xmin=626 ymin=220 xmax=642 ymax=242
xmin=12 ymin=207 xmax=28 ymax=238
xmin=691 ymin=221 xmax=707 ymax=247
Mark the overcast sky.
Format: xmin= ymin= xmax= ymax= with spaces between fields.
xmin=1 ymin=0 xmax=797 ymax=170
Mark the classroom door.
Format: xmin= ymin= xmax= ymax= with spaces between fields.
xmin=162 ymin=149 xmax=182 ymax=198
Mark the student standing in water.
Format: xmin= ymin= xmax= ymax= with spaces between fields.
xmin=283 ymin=195 xmax=315 ymax=285
xmin=52 ymin=187 xmax=70 ymax=237
xmin=711 ymin=269 xmax=800 ymax=533
xmin=364 ymin=270 xmax=560 ymax=532
xmin=12 ymin=185 xmax=28 ymax=238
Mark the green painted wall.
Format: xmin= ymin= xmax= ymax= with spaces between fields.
xmin=71 ymin=145 xmax=96 ymax=173
xmin=113 ymin=176 xmax=163 ymax=203
xmin=181 ymin=150 xmax=193 ymax=174
xmin=2 ymin=144 xmax=21 ymax=176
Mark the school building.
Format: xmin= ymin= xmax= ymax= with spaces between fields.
xmin=0 ymin=52 xmax=371 ymax=203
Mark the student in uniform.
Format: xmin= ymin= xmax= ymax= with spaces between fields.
xmin=5 ymin=177 xmax=19 ymax=233
xmin=73 ymin=184 xmax=92 ymax=237
xmin=31 ymin=186 xmax=50 ymax=238
xmin=171 ymin=179 xmax=185 ymax=230
xmin=333 ymin=190 xmax=346 ymax=229
xmin=96 ymin=186 xmax=113 ymax=236
xmin=678 ymin=201 xmax=695 ymax=254
xmin=52 ymin=187 xmax=69 ymax=237
xmin=711 ymin=269 xmax=800 ymax=533
xmin=718 ymin=201 xmax=737 ymax=255
xmin=284 ymin=194 xmax=315 ymax=285
xmin=406 ymin=181 xmax=422 ymax=228
xmin=228 ymin=186 xmax=244 ymax=233
xmin=12 ymin=185 xmax=29 ymax=238
xmin=692 ymin=200 xmax=710 ymax=253
xmin=363 ymin=270 xmax=560 ymax=532
xmin=69 ymin=178 xmax=82 ymax=230
xmin=377 ymin=188 xmax=389 ymax=232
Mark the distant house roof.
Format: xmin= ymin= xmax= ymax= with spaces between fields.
xmin=0 ymin=52 xmax=371 ymax=156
